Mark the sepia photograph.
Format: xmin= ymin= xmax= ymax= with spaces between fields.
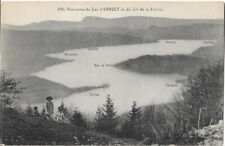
xmin=0 ymin=1 xmax=224 ymax=145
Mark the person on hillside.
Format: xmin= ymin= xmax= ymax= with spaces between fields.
xmin=56 ymin=104 xmax=65 ymax=122
xmin=41 ymin=105 xmax=46 ymax=116
xmin=46 ymin=96 xmax=54 ymax=116
xmin=33 ymin=106 xmax=40 ymax=116
xmin=26 ymin=104 xmax=33 ymax=116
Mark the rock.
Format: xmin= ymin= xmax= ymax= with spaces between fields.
xmin=196 ymin=120 xmax=223 ymax=145
xmin=218 ymin=120 xmax=223 ymax=128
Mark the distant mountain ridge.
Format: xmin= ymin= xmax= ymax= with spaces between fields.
xmin=3 ymin=16 xmax=223 ymax=41
xmin=2 ymin=16 xmax=223 ymax=31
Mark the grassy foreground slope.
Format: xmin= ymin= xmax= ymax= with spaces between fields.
xmin=0 ymin=108 xmax=138 ymax=145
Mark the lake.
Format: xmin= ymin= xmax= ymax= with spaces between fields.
xmin=33 ymin=40 xmax=214 ymax=116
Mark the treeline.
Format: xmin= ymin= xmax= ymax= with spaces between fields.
xmin=0 ymin=61 xmax=223 ymax=145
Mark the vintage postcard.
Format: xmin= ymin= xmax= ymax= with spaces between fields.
xmin=0 ymin=1 xmax=224 ymax=145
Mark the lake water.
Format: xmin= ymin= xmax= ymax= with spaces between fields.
xmin=33 ymin=40 xmax=214 ymax=116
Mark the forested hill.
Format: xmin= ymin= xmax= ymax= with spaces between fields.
xmin=191 ymin=40 xmax=224 ymax=62
xmin=116 ymin=55 xmax=209 ymax=75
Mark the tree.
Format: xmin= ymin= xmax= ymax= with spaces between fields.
xmin=128 ymin=101 xmax=141 ymax=125
xmin=96 ymin=94 xmax=118 ymax=134
xmin=141 ymin=105 xmax=160 ymax=142
xmin=182 ymin=62 xmax=223 ymax=128
xmin=71 ymin=108 xmax=86 ymax=127
xmin=94 ymin=106 xmax=104 ymax=130
xmin=121 ymin=101 xmax=142 ymax=138
xmin=0 ymin=70 xmax=24 ymax=108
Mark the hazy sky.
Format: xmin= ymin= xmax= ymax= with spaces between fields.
xmin=2 ymin=2 xmax=224 ymax=25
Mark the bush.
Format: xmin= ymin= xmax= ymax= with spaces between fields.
xmin=71 ymin=108 xmax=86 ymax=127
